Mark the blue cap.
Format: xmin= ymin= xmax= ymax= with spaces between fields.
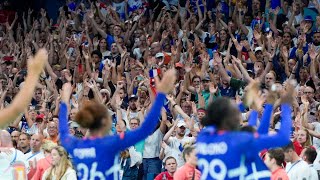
xmin=304 ymin=15 xmax=313 ymax=22
xmin=226 ymin=71 xmax=232 ymax=77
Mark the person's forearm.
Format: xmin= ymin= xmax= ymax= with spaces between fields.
xmin=248 ymin=110 xmax=259 ymax=127
xmin=257 ymin=104 xmax=273 ymax=134
xmin=58 ymin=102 xmax=71 ymax=141
xmin=198 ymin=93 xmax=205 ymax=108
xmin=0 ymin=73 xmax=39 ymax=127
xmin=163 ymin=125 xmax=175 ymax=143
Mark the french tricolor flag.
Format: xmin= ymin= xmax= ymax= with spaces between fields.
xmin=149 ymin=68 xmax=161 ymax=95
xmin=149 ymin=68 xmax=161 ymax=78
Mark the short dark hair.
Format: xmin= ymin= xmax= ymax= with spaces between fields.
xmin=164 ymin=156 xmax=177 ymax=166
xmin=282 ymin=141 xmax=295 ymax=152
xmin=182 ymin=146 xmax=195 ymax=162
xmin=91 ymin=50 xmax=102 ymax=60
xmin=19 ymin=132 xmax=31 ymax=140
xmin=303 ymin=147 xmax=317 ymax=163
xmin=129 ymin=118 xmax=140 ymax=125
xmin=202 ymin=97 xmax=240 ymax=130
xmin=268 ymin=148 xmax=285 ymax=166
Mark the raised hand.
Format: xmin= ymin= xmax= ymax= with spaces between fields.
xmin=156 ymin=69 xmax=177 ymax=94
xmin=308 ymin=44 xmax=317 ymax=60
xmin=61 ymin=82 xmax=73 ymax=103
xmin=27 ymin=48 xmax=48 ymax=77
xmin=253 ymin=30 xmax=262 ymax=40
xmin=209 ymin=83 xmax=218 ymax=94
xmin=280 ymin=80 xmax=296 ymax=105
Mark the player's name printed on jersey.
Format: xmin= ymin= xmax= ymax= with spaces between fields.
xmin=73 ymin=148 xmax=97 ymax=159
xmin=197 ymin=142 xmax=228 ymax=155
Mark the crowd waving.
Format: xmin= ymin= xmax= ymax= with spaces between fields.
xmin=0 ymin=0 xmax=320 ymax=179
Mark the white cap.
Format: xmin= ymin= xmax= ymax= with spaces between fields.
xmin=254 ymin=47 xmax=263 ymax=53
xmin=177 ymin=120 xmax=187 ymax=128
xmin=155 ymin=52 xmax=164 ymax=58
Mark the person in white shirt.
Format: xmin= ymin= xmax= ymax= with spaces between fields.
xmin=25 ymin=134 xmax=45 ymax=169
xmin=0 ymin=130 xmax=29 ymax=180
xmin=163 ymin=120 xmax=195 ymax=167
xmin=142 ymin=109 xmax=167 ymax=179
xmin=301 ymin=147 xmax=319 ymax=180
xmin=283 ymin=142 xmax=313 ymax=180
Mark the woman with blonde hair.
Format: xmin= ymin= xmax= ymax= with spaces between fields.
xmin=31 ymin=140 xmax=57 ymax=180
xmin=42 ymin=146 xmax=76 ymax=180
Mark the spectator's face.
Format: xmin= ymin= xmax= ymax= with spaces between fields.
xmin=252 ymin=0 xmax=260 ymax=10
xmin=18 ymin=134 xmax=30 ymax=148
xmin=282 ymin=33 xmax=291 ymax=45
xmin=70 ymin=108 xmax=78 ymax=121
xmin=181 ymin=102 xmax=191 ymax=115
xmin=304 ymin=87 xmax=314 ymax=101
xmin=313 ymin=33 xmax=320 ymax=45
xmin=177 ymin=125 xmax=186 ymax=136
xmin=51 ymin=149 xmax=61 ymax=166
xmin=150 ymin=43 xmax=161 ymax=56
xmin=228 ymin=22 xmax=236 ymax=32
xmin=30 ymin=134 xmax=42 ymax=152
xmin=165 ymin=159 xmax=177 ymax=174
xmin=48 ymin=122 xmax=58 ymax=137
xmin=244 ymin=16 xmax=251 ymax=26
xmin=297 ymin=130 xmax=307 ymax=145
xmin=129 ymin=99 xmax=137 ymax=110
xmin=265 ymin=73 xmax=275 ymax=88
xmin=288 ymin=59 xmax=296 ymax=71
xmin=111 ymin=43 xmax=118 ymax=54
xmin=202 ymin=80 xmax=210 ymax=90
xmin=28 ymin=108 xmax=37 ymax=120
xmin=305 ymin=21 xmax=312 ymax=30
xmin=255 ymin=51 xmax=263 ymax=60
xmin=283 ymin=150 xmax=293 ymax=162
xmin=11 ymin=131 xmax=20 ymax=142
xmin=208 ymin=23 xmax=215 ymax=33
xmin=99 ymin=39 xmax=107 ymax=49
xmin=6 ymin=64 xmax=12 ymax=73
xmin=113 ymin=26 xmax=121 ymax=36
xmin=92 ymin=54 xmax=100 ymax=63
xmin=35 ymin=89 xmax=42 ymax=102
xmin=192 ymin=77 xmax=201 ymax=87
xmin=219 ymin=30 xmax=227 ymax=41
xmin=197 ymin=111 xmax=206 ymax=121
xmin=254 ymin=61 xmax=263 ymax=73
xmin=116 ymin=120 xmax=126 ymax=133
xmin=129 ymin=119 xmax=139 ymax=130
xmin=299 ymin=69 xmax=309 ymax=80
xmin=297 ymin=86 xmax=305 ymax=97
xmin=118 ymin=89 xmax=125 ymax=99
xmin=139 ymin=35 xmax=147 ymax=46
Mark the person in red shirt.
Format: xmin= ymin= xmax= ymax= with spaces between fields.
xmin=154 ymin=157 xmax=177 ymax=180
xmin=174 ymin=146 xmax=201 ymax=180
xmin=264 ymin=148 xmax=289 ymax=180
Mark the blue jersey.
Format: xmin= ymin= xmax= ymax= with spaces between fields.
xmin=196 ymin=104 xmax=292 ymax=180
xmin=59 ymin=93 xmax=166 ymax=180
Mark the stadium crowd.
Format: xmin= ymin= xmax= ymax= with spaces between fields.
xmin=0 ymin=0 xmax=320 ymax=179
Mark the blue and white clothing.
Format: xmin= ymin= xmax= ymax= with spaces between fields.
xmin=59 ymin=93 xmax=166 ymax=180
xmin=196 ymin=104 xmax=292 ymax=180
